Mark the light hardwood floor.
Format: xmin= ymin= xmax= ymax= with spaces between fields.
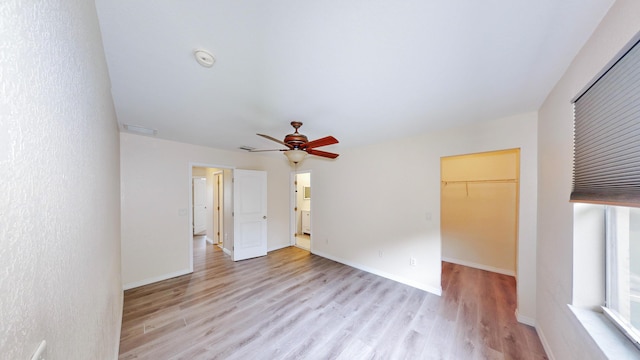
xmin=119 ymin=237 xmax=548 ymax=359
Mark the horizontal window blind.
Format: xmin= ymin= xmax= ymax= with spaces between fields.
xmin=572 ymin=38 xmax=640 ymax=206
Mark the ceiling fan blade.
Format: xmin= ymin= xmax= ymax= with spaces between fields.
xmin=257 ymin=134 xmax=293 ymax=148
xmin=249 ymin=149 xmax=286 ymax=152
xmin=306 ymin=148 xmax=339 ymax=159
xmin=302 ymin=136 xmax=339 ymax=149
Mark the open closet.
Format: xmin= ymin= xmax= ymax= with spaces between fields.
xmin=440 ymin=148 xmax=520 ymax=276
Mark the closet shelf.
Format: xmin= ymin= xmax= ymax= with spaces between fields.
xmin=441 ymin=179 xmax=518 ymax=186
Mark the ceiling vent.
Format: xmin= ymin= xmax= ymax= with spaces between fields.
xmin=123 ymin=124 xmax=157 ymax=136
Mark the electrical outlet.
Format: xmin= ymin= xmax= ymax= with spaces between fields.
xmin=31 ymin=340 xmax=46 ymax=360
xmin=378 ymin=250 xmax=383 ymax=258
xmin=410 ymin=257 xmax=417 ymax=267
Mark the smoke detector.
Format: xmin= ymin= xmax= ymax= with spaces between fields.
xmin=194 ymin=49 xmax=215 ymax=67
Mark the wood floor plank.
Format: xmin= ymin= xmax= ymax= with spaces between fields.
xmin=119 ymin=237 xmax=547 ymax=359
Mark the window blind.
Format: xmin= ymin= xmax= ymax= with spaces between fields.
xmin=572 ymin=38 xmax=640 ymax=206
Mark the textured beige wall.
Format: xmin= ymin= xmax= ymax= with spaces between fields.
xmin=0 ymin=0 xmax=122 ymax=358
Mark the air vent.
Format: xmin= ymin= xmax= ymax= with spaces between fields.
xmin=239 ymin=146 xmax=255 ymax=151
xmin=123 ymin=124 xmax=157 ymax=136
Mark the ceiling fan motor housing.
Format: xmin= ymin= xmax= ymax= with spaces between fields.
xmin=284 ymin=133 xmax=308 ymax=148
xmin=284 ymin=121 xmax=308 ymax=148
xmin=254 ymin=121 xmax=339 ymax=159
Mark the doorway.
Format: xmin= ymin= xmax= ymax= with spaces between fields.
xmin=191 ymin=166 xmax=223 ymax=244
xmin=440 ymin=148 xmax=520 ymax=276
xmin=189 ymin=165 xmax=268 ymax=268
xmin=189 ymin=165 xmax=233 ymax=271
xmin=293 ymin=171 xmax=311 ymax=250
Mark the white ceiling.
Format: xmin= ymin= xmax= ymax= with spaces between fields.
xmin=95 ymin=0 xmax=614 ymax=153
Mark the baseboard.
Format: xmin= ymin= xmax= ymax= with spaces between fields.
xmin=223 ymin=247 xmax=232 ymax=256
xmin=114 ymin=289 xmax=124 ymax=358
xmin=123 ymin=268 xmax=192 ymax=290
xmin=515 ymin=308 xmax=536 ymax=326
xmin=312 ymin=249 xmax=442 ymax=296
xmin=205 ymin=236 xmax=214 ymax=244
xmin=535 ymin=324 xmax=556 ymax=360
xmin=441 ymin=256 xmax=516 ymax=277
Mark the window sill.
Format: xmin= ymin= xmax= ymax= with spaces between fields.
xmin=568 ymin=305 xmax=639 ymax=359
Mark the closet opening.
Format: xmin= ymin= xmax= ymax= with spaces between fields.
xmin=440 ymin=148 xmax=520 ymax=277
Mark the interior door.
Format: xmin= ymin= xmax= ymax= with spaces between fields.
xmin=233 ymin=169 xmax=267 ymax=261
xmin=193 ymin=177 xmax=207 ymax=235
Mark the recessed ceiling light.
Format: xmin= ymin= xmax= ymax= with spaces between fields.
xmin=194 ymin=49 xmax=215 ymax=68
xmin=122 ymin=124 xmax=157 ymax=136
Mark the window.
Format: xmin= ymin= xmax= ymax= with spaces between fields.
xmin=571 ymin=37 xmax=640 ymax=206
xmin=572 ymin=33 xmax=640 ymax=349
xmin=604 ymin=206 xmax=640 ymax=347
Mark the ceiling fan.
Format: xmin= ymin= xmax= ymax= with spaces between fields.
xmin=249 ymin=121 xmax=339 ymax=164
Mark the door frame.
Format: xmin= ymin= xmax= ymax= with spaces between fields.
xmin=290 ymin=170 xmax=312 ymax=249
xmin=440 ymin=148 xmax=520 ymax=277
xmin=188 ymin=162 xmax=234 ymax=273
xmin=213 ymin=171 xmax=224 ymax=246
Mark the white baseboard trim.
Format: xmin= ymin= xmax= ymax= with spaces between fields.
xmin=515 ymin=308 xmax=536 ymax=326
xmin=535 ymin=324 xmax=556 ymax=360
xmin=123 ymin=268 xmax=192 ymax=290
xmin=312 ymin=249 xmax=442 ymax=296
xmin=205 ymin=236 xmax=214 ymax=244
xmin=223 ymin=247 xmax=232 ymax=256
xmin=441 ymin=256 xmax=516 ymax=277
xmin=114 ymin=290 xmax=124 ymax=357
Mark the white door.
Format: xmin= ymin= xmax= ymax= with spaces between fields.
xmin=233 ymin=169 xmax=267 ymax=261
xmin=193 ymin=177 xmax=207 ymax=235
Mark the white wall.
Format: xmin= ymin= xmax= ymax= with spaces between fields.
xmin=0 ymin=0 xmax=122 ymax=358
xmin=302 ymin=112 xmax=537 ymax=318
xmin=537 ymin=0 xmax=640 ymax=358
xmin=120 ymin=133 xmax=290 ymax=288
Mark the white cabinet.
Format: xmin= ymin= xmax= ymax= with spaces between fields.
xmin=301 ymin=210 xmax=311 ymax=235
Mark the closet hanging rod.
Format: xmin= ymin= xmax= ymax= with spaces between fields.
xmin=441 ymin=179 xmax=518 ymax=185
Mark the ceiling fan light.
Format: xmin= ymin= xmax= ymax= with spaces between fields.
xmin=284 ymin=149 xmax=307 ymax=164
